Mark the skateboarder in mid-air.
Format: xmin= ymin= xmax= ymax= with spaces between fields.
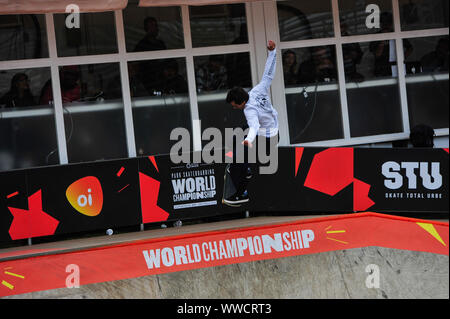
xmin=223 ymin=40 xmax=279 ymax=207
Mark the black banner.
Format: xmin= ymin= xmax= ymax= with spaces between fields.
xmin=0 ymin=147 xmax=448 ymax=243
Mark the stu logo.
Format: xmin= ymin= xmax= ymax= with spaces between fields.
xmin=382 ymin=161 xmax=442 ymax=190
xmin=66 ymin=176 xmax=103 ymax=216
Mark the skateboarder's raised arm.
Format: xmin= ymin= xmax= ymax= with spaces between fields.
xmin=244 ymin=41 xmax=277 ymax=146
xmin=255 ymin=41 xmax=277 ymax=93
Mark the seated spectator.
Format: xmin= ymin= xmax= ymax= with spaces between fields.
xmin=157 ymin=59 xmax=188 ymax=95
xmin=341 ymin=23 xmax=364 ymax=82
xmin=369 ymin=12 xmax=413 ymax=77
xmin=134 ymin=16 xmax=166 ymax=53
xmin=133 ymin=17 xmax=167 ymax=96
xmin=196 ymin=55 xmax=228 ymax=92
xmin=297 ymin=46 xmax=337 ymax=84
xmin=0 ymin=73 xmax=36 ymax=108
xmin=128 ymin=62 xmax=149 ymax=98
xmin=421 ymin=38 xmax=449 ymax=73
xmin=410 ymin=124 xmax=435 ymax=148
xmin=40 ymin=66 xmax=81 ymax=104
xmin=283 ymin=50 xmax=299 ymax=86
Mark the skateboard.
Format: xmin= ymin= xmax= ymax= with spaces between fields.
xmin=222 ymin=164 xmax=252 ymax=207
xmin=222 ymin=164 xmax=240 ymax=207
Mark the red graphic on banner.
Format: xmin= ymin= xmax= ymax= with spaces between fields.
xmin=149 ymin=156 xmax=159 ymax=172
xmin=139 ymin=173 xmax=169 ymax=223
xmin=116 ymin=167 xmax=125 ymax=177
xmin=8 ymin=190 xmax=59 ymax=240
xmin=304 ymin=148 xmax=354 ymax=196
xmin=444 ymin=148 xmax=449 ymax=154
xmin=302 ymin=148 xmax=375 ymax=211
xmin=6 ymin=191 xmax=19 ymax=199
xmin=295 ymin=147 xmax=304 ymax=177
xmin=353 ymin=179 xmax=375 ymax=211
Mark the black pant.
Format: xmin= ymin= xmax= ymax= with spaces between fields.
xmin=229 ymin=133 xmax=279 ymax=196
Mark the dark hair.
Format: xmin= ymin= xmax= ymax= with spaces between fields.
xmin=226 ymin=87 xmax=249 ymax=105
xmin=410 ymin=124 xmax=435 ymax=148
xmin=144 ymin=16 xmax=158 ymax=33
xmin=10 ymin=73 xmax=28 ymax=92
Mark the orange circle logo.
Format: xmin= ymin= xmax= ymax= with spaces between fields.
xmin=66 ymin=176 xmax=103 ymax=217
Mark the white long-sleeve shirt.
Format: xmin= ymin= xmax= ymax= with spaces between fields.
xmin=244 ymin=49 xmax=279 ymax=143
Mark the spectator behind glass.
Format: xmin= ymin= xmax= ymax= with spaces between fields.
xmin=283 ymin=50 xmax=299 ymax=86
xmin=410 ymin=124 xmax=435 ymax=148
xmin=226 ymin=23 xmax=251 ymax=88
xmin=341 ymin=22 xmax=364 ymax=82
xmin=297 ymin=46 xmax=337 ymax=84
xmin=0 ymin=73 xmax=36 ymax=108
xmin=196 ymin=55 xmax=228 ymax=92
xmin=421 ymin=38 xmax=449 ymax=73
xmin=134 ymin=17 xmax=167 ymax=96
xmin=134 ymin=16 xmax=167 ymax=52
xmin=39 ymin=66 xmax=81 ymax=104
xmin=369 ymin=12 xmax=413 ymax=77
xmin=128 ymin=62 xmax=148 ymax=97
xmin=156 ymin=59 xmax=188 ymax=95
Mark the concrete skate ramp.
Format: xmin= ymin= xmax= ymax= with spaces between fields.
xmin=1 ymin=213 xmax=448 ymax=299
xmin=5 ymin=246 xmax=448 ymax=299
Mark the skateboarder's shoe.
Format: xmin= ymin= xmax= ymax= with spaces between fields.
xmin=223 ymin=190 xmax=249 ymax=207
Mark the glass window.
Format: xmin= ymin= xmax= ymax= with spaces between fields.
xmin=123 ymin=0 xmax=184 ymax=52
xmin=53 ymin=12 xmax=118 ymax=57
xmin=0 ymin=67 xmax=59 ymax=171
xmin=194 ymin=52 xmax=252 ymax=149
xmin=0 ymin=14 xmax=48 ymax=61
xmin=282 ymin=46 xmax=344 ymax=144
xmin=277 ymin=0 xmax=334 ymax=41
xmin=190 ymin=4 xmax=248 ymax=48
xmin=343 ymin=40 xmax=404 ymax=137
xmin=339 ymin=0 xmax=394 ymax=36
xmin=128 ymin=58 xmax=192 ymax=156
xmin=403 ymin=35 xmax=449 ymax=129
xmin=399 ymin=0 xmax=449 ymax=31
xmin=42 ymin=63 xmax=128 ymax=163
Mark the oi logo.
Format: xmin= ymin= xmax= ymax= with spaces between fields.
xmin=66 ymin=176 xmax=103 ymax=216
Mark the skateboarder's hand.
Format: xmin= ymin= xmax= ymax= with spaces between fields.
xmin=267 ymin=40 xmax=276 ymax=51
xmin=242 ymin=140 xmax=253 ymax=148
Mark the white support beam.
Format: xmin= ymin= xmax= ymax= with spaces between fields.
xmin=115 ymin=9 xmax=137 ymax=158
xmin=45 ymin=13 xmax=68 ymax=165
